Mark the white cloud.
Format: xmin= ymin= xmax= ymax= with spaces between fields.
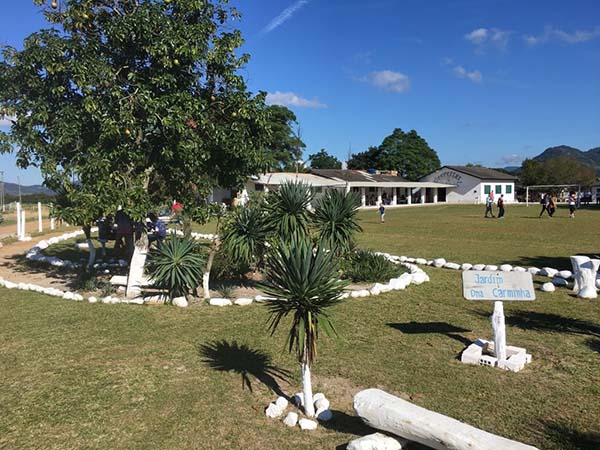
xmin=453 ymin=65 xmax=482 ymax=83
xmin=265 ymin=91 xmax=327 ymax=109
xmin=465 ymin=27 xmax=511 ymax=51
xmin=361 ymin=70 xmax=411 ymax=93
xmin=524 ymin=26 xmax=600 ymax=46
xmin=441 ymin=57 xmax=454 ymax=66
xmin=262 ymin=0 xmax=309 ymax=34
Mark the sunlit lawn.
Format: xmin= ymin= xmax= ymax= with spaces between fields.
xmin=1 ymin=204 xmax=600 ymax=450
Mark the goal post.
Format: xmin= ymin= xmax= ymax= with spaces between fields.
xmin=524 ymin=184 xmax=581 ymax=207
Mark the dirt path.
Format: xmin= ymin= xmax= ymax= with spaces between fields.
xmin=0 ymin=228 xmax=81 ymax=291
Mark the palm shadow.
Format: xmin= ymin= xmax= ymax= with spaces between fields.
xmin=586 ymin=338 xmax=600 ymax=354
xmin=542 ymin=420 xmax=600 ymax=450
xmin=473 ymin=310 xmax=600 ymax=338
xmin=198 ymin=340 xmax=292 ymax=398
xmin=387 ymin=322 xmax=472 ymax=346
xmin=504 ymin=254 xmax=600 ymax=272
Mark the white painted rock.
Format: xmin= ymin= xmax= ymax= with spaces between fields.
xmin=173 ymin=296 xmax=188 ymax=307
xmin=472 ymin=264 xmax=486 ymax=271
xmin=412 ymin=272 xmax=429 ymax=285
xmin=351 ymin=290 xmax=361 ymax=298
xmin=315 ymin=397 xmax=330 ymax=411
xmin=73 ymin=293 xmax=84 ymax=301
xmin=484 ymin=265 xmax=498 ymax=271
xmin=444 ymin=262 xmax=461 ymax=270
xmin=265 ymin=402 xmax=283 ymax=418
xmin=5 ymin=281 xmax=18 ymax=289
xmin=461 ymin=263 xmax=473 ymax=271
xmin=358 ymin=289 xmax=370 ymax=297
xmin=513 ymin=266 xmax=526 ymax=273
xmin=552 ymin=277 xmax=569 ymax=287
xmin=129 ymin=297 xmax=145 ymax=305
xmin=370 ymin=286 xmax=382 ymax=296
xmin=432 ymin=258 xmax=446 ymax=268
xmin=317 ymin=409 xmax=333 ymax=422
xmin=234 ymin=297 xmax=253 ymax=306
xmin=275 ymin=396 xmax=288 ymax=410
xmin=347 ymin=433 xmax=405 ymax=450
xmin=557 ymin=270 xmax=572 ymax=279
xmin=541 ymin=282 xmax=555 ymax=292
xmin=527 ymin=267 xmax=541 ymax=276
xmin=542 ymin=267 xmax=558 ymax=278
xmin=299 ymin=418 xmax=318 ymax=430
xmin=254 ymin=295 xmax=275 ymax=302
xmin=283 ymin=412 xmax=298 ymax=427
xmin=399 ymin=256 xmax=407 ymax=262
xmin=63 ymin=292 xmax=75 ymax=300
xmin=339 ymin=293 xmax=350 ymax=299
xmin=500 ymin=264 xmax=513 ymax=272
xmin=88 ymin=296 xmax=98 ymax=303
xmin=209 ymin=298 xmax=232 ymax=307
xmin=102 ymin=296 xmax=113 ymax=304
xmin=379 ymin=283 xmax=393 ymax=293
xmin=389 ymin=278 xmax=406 ymax=290
xmin=415 ymin=258 xmax=427 ymax=265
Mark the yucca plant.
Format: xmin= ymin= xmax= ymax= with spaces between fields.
xmin=146 ymin=236 xmax=204 ymax=302
xmin=343 ymin=249 xmax=404 ymax=283
xmin=313 ymin=189 xmax=362 ymax=254
xmin=220 ymin=205 xmax=270 ymax=271
xmin=265 ymin=181 xmax=313 ymax=241
xmin=259 ymin=235 xmax=348 ymax=417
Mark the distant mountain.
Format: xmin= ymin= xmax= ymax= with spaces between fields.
xmin=2 ymin=182 xmax=54 ymax=196
xmin=532 ymin=145 xmax=600 ymax=173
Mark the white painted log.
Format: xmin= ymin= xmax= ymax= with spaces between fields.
xmin=302 ymin=362 xmax=315 ymax=417
xmin=20 ymin=210 xmax=26 ymax=240
xmin=86 ymin=239 xmax=96 ymax=268
xmin=570 ymin=256 xmax=600 ymax=299
xmin=353 ymin=389 xmax=539 ymax=450
xmin=491 ymin=301 xmax=506 ymax=361
xmin=50 ymin=217 xmax=55 ymax=230
xmin=126 ymin=243 xmax=148 ymax=299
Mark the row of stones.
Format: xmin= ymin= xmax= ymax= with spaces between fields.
xmin=265 ymin=393 xmax=332 ymax=431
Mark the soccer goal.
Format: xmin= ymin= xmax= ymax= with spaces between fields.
xmin=524 ymin=184 xmax=581 ymax=207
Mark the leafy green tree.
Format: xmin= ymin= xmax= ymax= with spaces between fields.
xmin=264 ymin=105 xmax=305 ymax=171
xmin=259 ymin=235 xmax=347 ymax=417
xmin=312 ymin=189 xmax=361 ymax=254
xmin=519 ymin=157 xmax=596 ymax=188
xmin=348 ymin=129 xmax=440 ymax=180
xmin=0 ymin=0 xmax=271 ymax=229
xmin=309 ymin=149 xmax=342 ymax=170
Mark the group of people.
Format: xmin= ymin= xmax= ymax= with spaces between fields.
xmin=96 ymin=209 xmax=169 ymax=259
xmin=484 ymin=192 xmax=506 ymax=219
xmin=539 ymin=192 xmax=577 ymax=219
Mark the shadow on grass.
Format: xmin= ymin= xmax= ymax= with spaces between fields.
xmin=198 ymin=340 xmax=292 ymax=397
xmin=474 ymin=310 xmax=600 ymax=338
xmin=387 ymin=322 xmax=472 ymax=346
xmin=586 ymin=338 xmax=600 ymax=354
xmin=321 ymin=410 xmax=376 ymax=439
xmin=542 ymin=421 xmax=600 ymax=450
xmin=504 ymin=254 xmax=600 ymax=271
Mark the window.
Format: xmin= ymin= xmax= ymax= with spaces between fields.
xmin=506 ymin=184 xmax=512 ymax=194
xmin=484 ymin=185 xmax=491 ymax=194
xmin=495 ymin=185 xmax=502 ymax=194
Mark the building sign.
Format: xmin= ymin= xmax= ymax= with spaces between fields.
xmin=462 ymin=271 xmax=535 ymax=301
xmin=433 ymin=170 xmax=463 ymax=187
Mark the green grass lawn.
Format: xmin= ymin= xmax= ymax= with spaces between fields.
xmin=1 ymin=204 xmax=600 ymax=450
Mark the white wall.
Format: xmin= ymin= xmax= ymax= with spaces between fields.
xmin=422 ymin=168 xmax=515 ymax=204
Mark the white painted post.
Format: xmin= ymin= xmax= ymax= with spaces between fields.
xmin=37 ymin=202 xmax=43 ymax=233
xmin=20 ymin=210 xmax=26 ymax=240
xmin=376 ymin=187 xmax=382 ymax=206
xmin=16 ymin=202 xmax=21 ymax=237
xmin=433 ymin=188 xmax=438 ymax=204
xmin=392 ymin=187 xmax=397 ymax=206
xmin=127 ymin=243 xmax=148 ymax=298
xmin=526 ymin=186 xmax=529 ymax=207
xmin=360 ymin=188 xmax=366 ymax=207
xmin=50 ymin=217 xmax=55 ymax=230
xmin=491 ymin=301 xmax=507 ymax=362
xmin=407 ymin=188 xmax=412 ymax=205
xmin=420 ymin=189 xmax=425 ymax=204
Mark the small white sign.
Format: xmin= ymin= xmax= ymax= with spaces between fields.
xmin=462 ymin=271 xmax=535 ymax=301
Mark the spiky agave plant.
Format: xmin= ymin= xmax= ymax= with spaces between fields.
xmin=220 ymin=205 xmax=270 ymax=272
xmin=313 ymin=189 xmax=362 ymax=254
xmin=264 ymin=181 xmax=314 ymax=241
xmin=259 ymin=235 xmax=347 ymax=417
xmin=146 ymin=236 xmax=204 ymax=302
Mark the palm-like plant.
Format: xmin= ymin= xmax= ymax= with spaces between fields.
xmin=265 ymin=181 xmax=314 ymax=240
xmin=146 ymin=236 xmax=204 ymax=302
xmin=259 ymin=235 xmax=348 ymax=417
xmin=313 ymin=189 xmax=362 ymax=254
xmin=220 ymin=205 xmax=270 ymax=271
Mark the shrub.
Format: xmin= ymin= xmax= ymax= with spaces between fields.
xmin=313 ymin=189 xmax=362 ymax=254
xmin=343 ymin=250 xmax=404 ymax=283
xmin=146 ymin=237 xmax=204 ymax=302
xmin=220 ymin=206 xmax=269 ymax=270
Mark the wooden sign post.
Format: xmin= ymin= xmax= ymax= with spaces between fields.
xmin=461 ymin=271 xmax=535 ymax=371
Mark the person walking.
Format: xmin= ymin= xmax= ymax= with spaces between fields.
xmin=539 ymin=194 xmax=550 ymax=218
xmin=568 ymin=191 xmax=577 ymax=218
xmin=548 ymin=196 xmax=557 ymax=217
xmin=484 ymin=192 xmax=495 ymax=218
xmin=497 ymin=194 xmax=505 ymax=219
xmin=379 ymin=203 xmax=385 ymax=223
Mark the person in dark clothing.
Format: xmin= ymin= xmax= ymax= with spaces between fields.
xmin=497 ymin=195 xmax=505 ymax=219
xmin=379 ymin=204 xmax=385 ymax=223
xmin=539 ymin=194 xmax=550 ymax=218
xmin=147 ymin=212 xmax=167 ymax=244
xmin=114 ymin=208 xmax=134 ymax=257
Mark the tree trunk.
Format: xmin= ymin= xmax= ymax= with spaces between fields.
xmin=83 ymin=225 xmax=95 ymax=268
xmin=302 ymin=361 xmax=315 ymax=418
xmin=127 ymin=232 xmax=149 ymax=299
xmin=354 ymin=389 xmax=539 ymax=450
xmin=203 ymin=238 xmax=220 ymax=299
xmin=570 ymin=256 xmax=600 ymax=299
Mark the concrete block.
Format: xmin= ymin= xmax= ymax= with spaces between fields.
xmin=479 ymin=355 xmax=497 ymax=367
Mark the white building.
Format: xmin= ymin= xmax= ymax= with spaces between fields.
xmin=420 ymin=166 xmax=517 ymax=204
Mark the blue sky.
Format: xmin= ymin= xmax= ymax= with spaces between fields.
xmin=1 ymin=0 xmax=599 ymax=184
